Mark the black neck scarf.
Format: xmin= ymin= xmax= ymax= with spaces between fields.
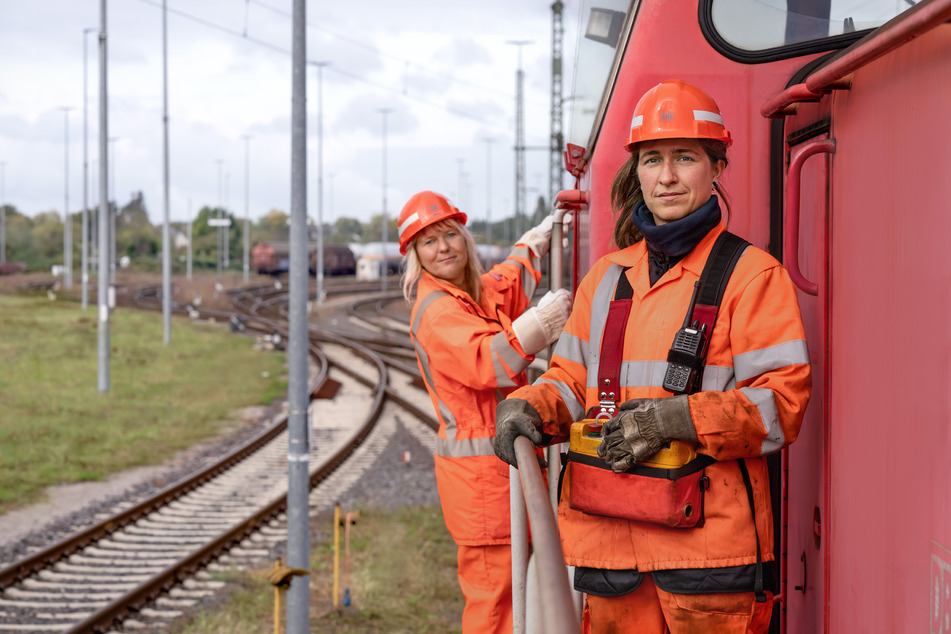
xmin=631 ymin=195 xmax=722 ymax=258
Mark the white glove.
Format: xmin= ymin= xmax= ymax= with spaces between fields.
xmin=537 ymin=287 xmax=572 ymax=314
xmin=517 ymin=212 xmax=573 ymax=258
xmin=511 ymin=289 xmax=572 ymax=356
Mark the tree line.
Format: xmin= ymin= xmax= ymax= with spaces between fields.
xmin=0 ymin=191 xmax=549 ymax=274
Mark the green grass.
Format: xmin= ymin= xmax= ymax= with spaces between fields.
xmin=0 ymin=295 xmax=287 ymax=512
xmin=170 ymin=506 xmax=463 ymax=634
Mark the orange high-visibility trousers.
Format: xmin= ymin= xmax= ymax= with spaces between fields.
xmin=456 ymin=543 xmax=513 ymax=634
xmin=581 ymin=572 xmax=773 ymax=634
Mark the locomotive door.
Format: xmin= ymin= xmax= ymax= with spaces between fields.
xmin=816 ymin=28 xmax=951 ymax=632
xmin=778 ymin=19 xmax=951 ymax=630
xmin=778 ymin=105 xmax=833 ymax=634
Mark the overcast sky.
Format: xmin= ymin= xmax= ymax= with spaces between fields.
xmin=0 ymin=1 xmax=582 ymax=232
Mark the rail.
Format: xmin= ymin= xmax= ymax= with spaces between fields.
xmin=761 ymin=0 xmax=951 ymax=118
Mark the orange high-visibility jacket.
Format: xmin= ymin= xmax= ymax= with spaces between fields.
xmin=410 ymin=243 xmax=542 ymax=545
xmin=510 ymin=223 xmax=812 ymax=572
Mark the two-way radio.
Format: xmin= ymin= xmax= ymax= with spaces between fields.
xmin=662 ymin=281 xmax=708 ymax=394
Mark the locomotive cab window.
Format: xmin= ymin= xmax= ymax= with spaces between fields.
xmin=567 ymin=0 xmax=635 ymax=152
xmin=709 ymin=0 xmax=917 ymax=51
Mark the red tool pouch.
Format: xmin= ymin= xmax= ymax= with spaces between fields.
xmin=566 ymin=450 xmax=710 ymax=528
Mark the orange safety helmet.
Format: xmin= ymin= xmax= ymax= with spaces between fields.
xmin=625 ymin=79 xmax=732 ymax=149
xmin=397 ymin=190 xmax=468 ymax=255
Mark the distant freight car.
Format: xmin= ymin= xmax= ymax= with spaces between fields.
xmin=252 ymin=241 xmax=355 ymax=276
xmin=316 ymin=244 xmax=357 ymax=276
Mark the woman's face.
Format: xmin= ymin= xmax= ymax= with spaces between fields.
xmin=415 ymin=222 xmax=468 ymax=288
xmin=636 ymin=138 xmax=724 ymax=225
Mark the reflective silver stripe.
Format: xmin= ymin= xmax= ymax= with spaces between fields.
xmin=410 ymin=290 xmax=458 ymax=436
xmin=504 ymin=246 xmax=540 ymax=303
xmin=535 ymin=376 xmax=586 ymax=421
xmin=589 ymin=359 xmax=735 ymax=393
xmin=740 ymin=386 xmax=784 ymax=454
xmin=398 ymin=211 xmax=419 ymax=242
xmin=436 ymin=435 xmax=497 ymax=458
xmin=700 ymin=364 xmax=736 ymax=392
xmin=490 ymin=330 xmax=529 ymax=387
xmin=551 ymin=330 xmax=588 ymax=368
xmin=613 ymin=359 xmax=668 ymax=392
xmin=508 ymin=245 xmax=532 ymax=259
xmin=630 ymin=114 xmax=643 ymax=128
xmin=733 ymin=339 xmax=810 ymax=383
xmin=693 ymin=109 xmax=724 ymax=125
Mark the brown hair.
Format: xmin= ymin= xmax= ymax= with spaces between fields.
xmin=610 ymin=139 xmax=731 ymax=249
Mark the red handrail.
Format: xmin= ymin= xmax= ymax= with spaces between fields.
xmin=762 ymin=0 xmax=951 ymax=118
xmin=784 ymin=140 xmax=835 ymax=296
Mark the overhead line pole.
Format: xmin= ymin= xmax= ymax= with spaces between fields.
xmin=161 ymin=0 xmax=172 ymax=344
xmin=187 ymin=199 xmax=193 ymax=280
xmin=378 ymin=107 xmax=392 ymax=293
xmin=60 ymin=106 xmax=74 ymax=289
xmin=287 ymin=0 xmax=311 ymax=631
xmin=97 ymin=0 xmax=110 ymax=393
xmin=216 ymin=158 xmax=224 ymax=277
xmin=0 ymin=161 xmax=5 ymax=263
xmin=550 ymin=1 xmax=565 ymax=208
xmin=243 ymin=135 xmax=252 ymax=283
xmin=82 ymin=27 xmax=96 ymax=309
xmin=483 ymin=138 xmax=494 ymax=246
xmin=310 ymin=61 xmax=330 ymax=307
xmin=507 ymin=40 xmax=532 ymax=239
xmin=108 ymin=136 xmax=118 ymax=289
xmin=224 ymin=172 xmax=230 ymax=269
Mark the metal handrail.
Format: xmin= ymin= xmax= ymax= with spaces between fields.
xmin=509 ymin=201 xmax=583 ymax=632
xmin=513 ymin=437 xmax=580 ymax=634
xmin=761 ymin=0 xmax=951 ymax=118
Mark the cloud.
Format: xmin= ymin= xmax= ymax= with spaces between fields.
xmin=0 ymin=0 xmax=574 ymax=227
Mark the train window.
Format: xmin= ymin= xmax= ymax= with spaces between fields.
xmin=566 ymin=0 xmax=636 ymax=151
xmin=709 ymin=0 xmax=917 ymax=51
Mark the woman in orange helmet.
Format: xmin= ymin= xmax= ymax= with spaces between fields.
xmin=494 ymin=80 xmax=812 ymax=632
xmin=399 ymin=190 xmax=571 ymax=634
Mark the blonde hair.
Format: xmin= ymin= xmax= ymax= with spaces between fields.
xmin=401 ymin=218 xmax=485 ymax=304
xmin=610 ymin=139 xmax=731 ymax=249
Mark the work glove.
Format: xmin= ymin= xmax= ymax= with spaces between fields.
xmin=517 ymin=212 xmax=574 ymax=259
xmin=494 ymin=398 xmax=546 ymax=468
xmin=510 ymin=289 xmax=572 ymax=356
xmin=597 ymin=395 xmax=698 ymax=473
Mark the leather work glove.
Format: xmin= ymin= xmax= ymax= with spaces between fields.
xmin=597 ymin=395 xmax=698 ymax=473
xmin=518 ymin=212 xmax=574 ymax=258
xmin=494 ymin=398 xmax=546 ymax=468
xmin=510 ymin=289 xmax=571 ymax=356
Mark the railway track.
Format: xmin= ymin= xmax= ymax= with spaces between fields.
xmin=0 ymin=282 xmax=436 ymax=632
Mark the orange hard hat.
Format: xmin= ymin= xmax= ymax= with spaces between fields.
xmin=625 ymin=79 xmax=732 ymax=149
xmin=397 ymin=190 xmax=467 ymax=255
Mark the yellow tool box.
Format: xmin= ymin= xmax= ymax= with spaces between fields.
xmin=569 ymin=420 xmax=697 ymax=469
